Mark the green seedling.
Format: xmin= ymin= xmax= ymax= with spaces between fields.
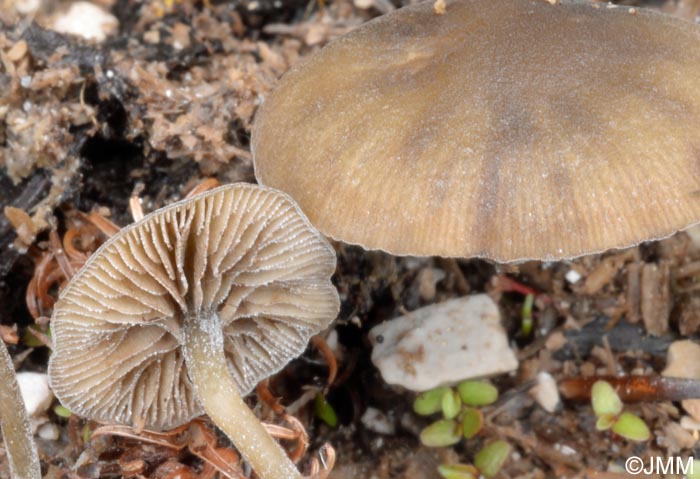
xmin=314 ymin=393 xmax=338 ymax=427
xmin=612 ymin=412 xmax=650 ymax=442
xmin=521 ymin=293 xmax=534 ymax=337
xmin=438 ymin=464 xmax=479 ymax=479
xmin=457 ymin=380 xmax=498 ymax=407
xmin=595 ymin=415 xmax=615 ymax=431
xmin=82 ymin=424 xmax=92 ymax=444
xmin=460 ymin=407 xmax=483 ymax=439
xmin=23 ymin=326 xmax=49 ymax=348
xmin=53 ymin=405 xmax=72 ymax=418
xmin=414 ymin=386 xmax=452 ymax=416
xmin=442 ymin=389 xmax=462 ymax=420
xmin=439 ymin=441 xmax=513 ymax=479
xmin=591 ymin=380 xmax=649 ymax=442
xmin=420 ymin=419 xmax=461 ymax=447
xmin=474 ymin=440 xmax=512 ymax=478
xmin=591 ymin=380 xmax=622 ymax=422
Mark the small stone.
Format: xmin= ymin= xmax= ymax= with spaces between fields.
xmin=361 ymin=407 xmax=395 ymax=435
xmin=662 ymin=340 xmax=700 ymax=422
xmin=51 ymin=2 xmax=118 ymax=42
xmin=38 ymin=423 xmax=59 ymax=441
xmin=680 ymin=415 xmax=700 ymax=431
xmin=6 ymin=41 xmax=28 ymax=63
xmin=659 ymin=422 xmax=696 ymax=453
xmin=530 ymin=372 xmax=560 ymax=413
xmin=353 ymin=0 xmax=374 ymax=9
xmin=565 ymin=269 xmax=581 ymax=284
xmin=369 ymin=295 xmax=518 ymax=391
xmin=16 ymin=372 xmax=53 ymax=418
xmin=14 ymin=0 xmax=40 ymax=14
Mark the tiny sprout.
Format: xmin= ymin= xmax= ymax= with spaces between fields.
xmin=23 ymin=326 xmax=48 ymax=348
xmin=591 ymin=380 xmax=622 ymax=418
xmin=591 ymin=380 xmax=649 ymax=442
xmin=457 ymin=380 xmax=498 ymax=407
xmin=595 ymin=415 xmax=615 ymax=432
xmin=314 ymin=393 xmax=338 ymax=427
xmin=438 ymin=464 xmax=479 ymax=479
xmin=442 ymin=389 xmax=462 ymax=419
xmin=474 ymin=440 xmax=512 ymax=478
xmin=82 ymin=424 xmax=92 ymax=444
xmin=414 ymin=386 xmax=452 ymax=416
xmin=460 ymin=407 xmax=483 ymax=439
xmin=611 ymin=412 xmax=650 ymax=442
xmin=54 ymin=405 xmax=72 ymax=418
xmin=420 ymin=419 xmax=462 ymax=447
xmin=521 ymin=293 xmax=535 ymax=337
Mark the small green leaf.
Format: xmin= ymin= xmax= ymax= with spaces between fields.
xmin=612 ymin=412 xmax=650 ymax=442
xmin=420 ymin=419 xmax=461 ymax=448
xmin=591 ymin=380 xmax=622 ymax=418
xmin=23 ymin=326 xmax=48 ymax=348
xmin=53 ymin=405 xmax=72 ymax=418
xmin=457 ymin=380 xmax=498 ymax=407
xmin=521 ymin=293 xmax=535 ymax=337
xmin=438 ymin=463 xmax=478 ymax=479
xmin=441 ymin=389 xmax=462 ymax=420
xmin=474 ymin=440 xmax=511 ymax=478
xmin=595 ymin=414 xmax=614 ymax=431
xmin=461 ymin=407 xmax=483 ymax=439
xmin=314 ymin=393 xmax=338 ymax=427
xmin=414 ymin=387 xmax=452 ymax=416
xmin=82 ymin=424 xmax=92 ymax=444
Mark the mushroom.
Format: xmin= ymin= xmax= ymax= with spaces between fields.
xmin=252 ymin=0 xmax=700 ymax=261
xmin=0 ymin=339 xmax=41 ymax=479
xmin=48 ymin=184 xmax=340 ymax=479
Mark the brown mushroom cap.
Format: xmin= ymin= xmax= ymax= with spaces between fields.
xmin=49 ymin=184 xmax=339 ymax=430
xmin=252 ymin=0 xmax=700 ymax=261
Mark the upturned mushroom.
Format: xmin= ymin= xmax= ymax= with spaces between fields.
xmin=49 ymin=184 xmax=340 ymax=479
xmin=252 ymin=0 xmax=700 ymax=261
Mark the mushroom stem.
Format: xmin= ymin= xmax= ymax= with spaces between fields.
xmin=183 ymin=313 xmax=303 ymax=479
xmin=0 ymin=340 xmax=41 ymax=479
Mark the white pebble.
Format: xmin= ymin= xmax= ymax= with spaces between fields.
xmin=370 ymin=295 xmax=518 ymax=391
xmin=361 ymin=407 xmax=395 ymax=435
xmin=38 ymin=423 xmax=59 ymax=441
xmin=530 ymin=371 xmax=561 ymax=413
xmin=52 ymin=2 xmax=118 ymax=42
xmin=16 ymin=372 xmax=53 ymax=417
xmin=565 ymin=269 xmax=581 ymax=284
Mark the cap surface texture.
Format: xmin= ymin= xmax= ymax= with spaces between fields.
xmin=252 ymin=0 xmax=700 ymax=261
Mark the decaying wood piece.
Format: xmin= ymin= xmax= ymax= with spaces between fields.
xmin=641 ymin=261 xmax=671 ymax=336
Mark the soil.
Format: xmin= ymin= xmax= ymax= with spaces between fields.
xmin=2 ymin=0 xmax=700 ymax=478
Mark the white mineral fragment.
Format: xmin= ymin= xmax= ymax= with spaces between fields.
xmin=369 ymin=295 xmax=518 ymax=391
xmin=16 ymin=372 xmax=53 ymax=418
xmin=51 ymin=2 xmax=119 ymax=42
xmin=530 ymin=371 xmax=561 ymax=413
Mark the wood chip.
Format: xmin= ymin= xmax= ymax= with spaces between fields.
xmin=678 ymin=296 xmax=700 ymax=336
xmin=6 ymin=40 xmax=27 ymax=62
xmin=641 ymin=261 xmax=671 ymax=336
